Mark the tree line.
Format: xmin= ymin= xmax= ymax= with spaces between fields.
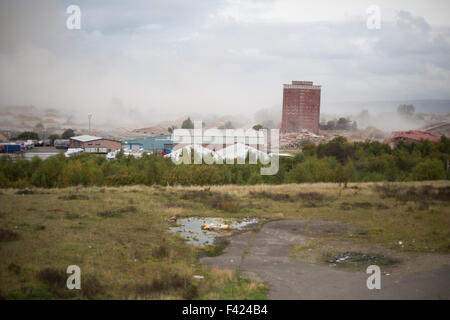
xmin=10 ymin=129 xmax=76 ymax=142
xmin=0 ymin=136 xmax=449 ymax=188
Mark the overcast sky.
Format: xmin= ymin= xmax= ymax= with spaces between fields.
xmin=0 ymin=0 xmax=449 ymax=125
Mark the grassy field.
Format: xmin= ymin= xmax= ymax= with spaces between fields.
xmin=0 ymin=181 xmax=449 ymax=299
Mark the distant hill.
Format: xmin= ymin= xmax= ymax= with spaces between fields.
xmin=132 ymin=114 xmax=253 ymax=135
xmin=324 ymin=99 xmax=450 ymax=115
xmin=0 ymin=105 xmax=76 ymax=131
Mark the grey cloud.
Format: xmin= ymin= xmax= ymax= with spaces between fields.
xmin=71 ymin=0 xmax=225 ymax=34
xmin=0 ymin=1 xmax=448 ymax=127
xmin=0 ymin=0 xmax=61 ymax=53
xmin=374 ymin=11 xmax=450 ymax=67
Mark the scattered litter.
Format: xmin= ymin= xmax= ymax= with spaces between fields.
xmin=327 ymin=252 xmax=395 ymax=266
xmin=336 ymin=255 xmax=350 ymax=262
xmin=272 ymin=212 xmax=284 ymax=218
xmin=201 ymin=223 xmax=230 ymax=231
xmin=193 ymin=275 xmax=204 ymax=280
xmin=167 ymin=216 xmax=177 ymax=223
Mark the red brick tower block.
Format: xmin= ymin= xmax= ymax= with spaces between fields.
xmin=281 ymin=81 xmax=321 ymax=134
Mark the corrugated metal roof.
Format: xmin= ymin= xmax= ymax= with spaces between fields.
xmin=70 ymin=135 xmax=103 ymax=142
xmin=122 ymin=135 xmax=173 ymax=151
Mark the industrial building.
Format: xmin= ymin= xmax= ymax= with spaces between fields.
xmin=69 ymin=135 xmax=121 ymax=154
xmin=281 ymin=81 xmax=321 ymax=134
xmin=122 ymin=135 xmax=173 ymax=154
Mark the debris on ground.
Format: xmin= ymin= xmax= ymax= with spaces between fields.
xmin=201 ymin=223 xmax=230 ymax=231
xmin=280 ymin=130 xmax=327 ymax=149
xmin=326 ymin=252 xmax=396 ymax=267
xmin=385 ymin=130 xmax=441 ymax=145
xmin=170 ymin=217 xmax=259 ymax=245
xmin=167 ymin=216 xmax=177 ymax=223
xmin=280 ymin=127 xmax=388 ymax=150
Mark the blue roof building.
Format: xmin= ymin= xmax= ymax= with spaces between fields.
xmin=122 ymin=135 xmax=173 ymax=154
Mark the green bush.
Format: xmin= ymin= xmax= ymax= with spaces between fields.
xmin=411 ymin=159 xmax=446 ymax=181
xmin=0 ymin=136 xmax=448 ymax=188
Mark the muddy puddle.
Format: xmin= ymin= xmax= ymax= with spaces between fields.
xmin=170 ymin=217 xmax=259 ymax=245
xmin=326 ymin=252 xmax=396 ymax=267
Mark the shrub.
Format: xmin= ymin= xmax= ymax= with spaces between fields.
xmin=249 ymin=191 xmax=291 ymax=201
xmin=97 ymin=206 xmax=137 ymax=218
xmin=58 ymin=194 xmax=89 ymax=200
xmin=248 ymin=171 xmax=263 ymax=185
xmin=8 ymin=263 xmax=21 ymax=275
xmin=182 ymin=283 xmax=199 ymax=300
xmin=297 ymin=192 xmax=326 ymax=201
xmin=152 ymin=245 xmax=169 ymax=259
xmin=207 ymin=194 xmax=240 ymax=212
xmin=411 ymin=159 xmax=446 ymax=181
xmin=181 ymin=188 xmax=212 ymax=201
xmin=191 ymin=166 xmax=223 ymax=185
xmin=0 ymin=229 xmax=20 ymax=242
xmin=286 ymin=158 xmax=336 ymax=183
xmin=16 ymin=189 xmax=36 ymax=195
xmin=37 ymin=268 xmax=66 ymax=288
xmin=135 ymin=272 xmax=195 ymax=298
xmin=81 ymin=275 xmax=104 ymax=299
xmin=105 ymin=174 xmax=146 ymax=186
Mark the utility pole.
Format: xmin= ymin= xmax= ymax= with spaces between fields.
xmin=88 ymin=114 xmax=92 ymax=135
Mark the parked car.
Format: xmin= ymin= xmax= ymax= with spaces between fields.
xmin=24 ymin=140 xmax=34 ymax=150
xmin=54 ymin=139 xmax=70 ymax=149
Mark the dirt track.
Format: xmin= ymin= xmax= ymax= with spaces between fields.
xmin=200 ymin=220 xmax=450 ymax=299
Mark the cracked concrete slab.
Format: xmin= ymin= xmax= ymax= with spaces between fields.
xmin=200 ymin=220 xmax=450 ymax=299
